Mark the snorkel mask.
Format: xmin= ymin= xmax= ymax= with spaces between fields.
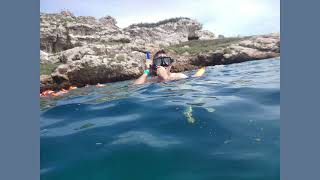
xmin=152 ymin=56 xmax=174 ymax=70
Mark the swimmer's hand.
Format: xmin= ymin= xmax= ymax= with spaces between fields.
xmin=192 ymin=67 xmax=206 ymax=77
xmin=145 ymin=60 xmax=152 ymax=69
xmin=157 ymin=66 xmax=170 ymax=81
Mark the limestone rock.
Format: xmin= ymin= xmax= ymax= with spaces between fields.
xmin=124 ymin=17 xmax=215 ymax=46
xmin=40 ymin=11 xmax=279 ymax=92
xmin=51 ymin=51 xmax=145 ymax=86
xmin=40 ymin=75 xmax=57 ymax=92
xmin=40 ymin=50 xmax=49 ymax=64
xmin=189 ymin=33 xmax=280 ymax=67
xmin=57 ymin=46 xmax=95 ymax=63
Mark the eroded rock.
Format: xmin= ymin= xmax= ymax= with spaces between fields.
xmin=40 ymin=11 xmax=279 ymax=92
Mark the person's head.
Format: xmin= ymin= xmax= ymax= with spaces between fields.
xmin=154 ymin=49 xmax=167 ymax=58
xmin=151 ymin=50 xmax=174 ymax=78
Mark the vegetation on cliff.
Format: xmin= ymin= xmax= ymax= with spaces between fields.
xmin=163 ymin=37 xmax=251 ymax=55
xmin=40 ymin=63 xmax=61 ymax=75
xmin=128 ymin=17 xmax=192 ymax=28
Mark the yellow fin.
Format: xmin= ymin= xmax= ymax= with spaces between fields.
xmin=194 ymin=67 xmax=206 ymax=77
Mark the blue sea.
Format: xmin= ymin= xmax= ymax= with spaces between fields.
xmin=40 ymin=58 xmax=280 ymax=180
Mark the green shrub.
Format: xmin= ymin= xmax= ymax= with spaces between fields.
xmin=164 ymin=37 xmax=250 ymax=55
xmin=40 ymin=63 xmax=60 ymax=75
xmin=223 ymin=48 xmax=232 ymax=54
xmin=128 ymin=17 xmax=191 ymax=28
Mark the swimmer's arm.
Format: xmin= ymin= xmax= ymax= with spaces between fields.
xmin=178 ymin=73 xmax=188 ymax=79
xmin=171 ymin=73 xmax=188 ymax=80
xmin=134 ymin=60 xmax=152 ymax=85
xmin=134 ymin=73 xmax=148 ymax=85
xmin=171 ymin=67 xmax=205 ymax=80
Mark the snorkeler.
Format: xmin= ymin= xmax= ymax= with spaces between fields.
xmin=134 ymin=49 xmax=205 ymax=85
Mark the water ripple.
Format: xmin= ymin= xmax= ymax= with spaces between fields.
xmin=40 ymin=58 xmax=280 ymax=180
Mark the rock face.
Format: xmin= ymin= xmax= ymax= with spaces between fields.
xmin=40 ymin=50 xmax=49 ymax=64
xmin=40 ymin=12 xmax=213 ymax=54
xmin=185 ymin=33 xmax=280 ymax=69
xmin=124 ymin=18 xmax=215 ymax=46
xmin=40 ymin=11 xmax=122 ymax=53
xmin=40 ymin=11 xmax=279 ymax=92
xmin=51 ymin=47 xmax=145 ymax=87
xmin=40 ymin=11 xmax=216 ymax=91
xmin=221 ymin=33 xmax=280 ymax=63
xmin=40 ymin=75 xmax=56 ymax=92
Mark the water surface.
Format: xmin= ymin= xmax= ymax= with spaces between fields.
xmin=41 ymin=58 xmax=280 ymax=180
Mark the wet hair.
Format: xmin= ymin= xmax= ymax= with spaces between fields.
xmin=154 ymin=49 xmax=166 ymax=59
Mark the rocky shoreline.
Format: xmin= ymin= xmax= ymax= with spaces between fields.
xmin=40 ymin=11 xmax=280 ymax=93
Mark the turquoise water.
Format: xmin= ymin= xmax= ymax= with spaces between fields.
xmin=40 ymin=58 xmax=280 ymax=180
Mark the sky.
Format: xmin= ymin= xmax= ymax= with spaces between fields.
xmin=40 ymin=0 xmax=280 ymax=37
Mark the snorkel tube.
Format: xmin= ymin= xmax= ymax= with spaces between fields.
xmin=144 ymin=51 xmax=151 ymax=75
xmin=146 ymin=51 xmax=151 ymax=60
xmin=146 ymin=51 xmax=151 ymax=68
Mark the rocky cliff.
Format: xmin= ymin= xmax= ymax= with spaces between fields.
xmin=167 ymin=33 xmax=280 ymax=72
xmin=40 ymin=11 xmax=279 ymax=92
xmin=40 ymin=11 xmax=212 ymax=55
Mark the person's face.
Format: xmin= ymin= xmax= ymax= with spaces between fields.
xmin=153 ymin=53 xmax=172 ymax=77
xmin=157 ymin=53 xmax=166 ymax=57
